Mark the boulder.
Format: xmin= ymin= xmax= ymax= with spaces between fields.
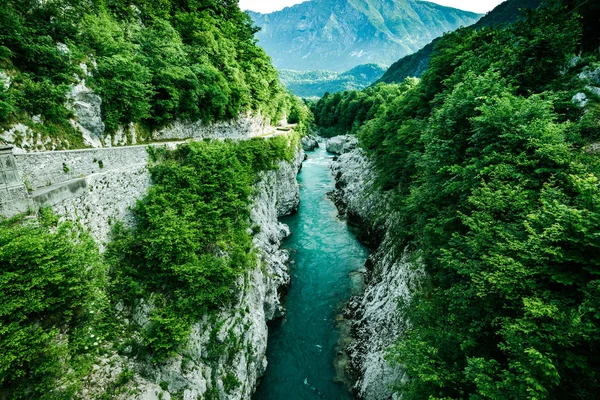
xmin=572 ymin=92 xmax=589 ymax=108
xmin=301 ymin=135 xmax=319 ymax=151
xmin=326 ymin=135 xmax=358 ymax=155
xmin=0 ymin=71 xmax=10 ymax=89
xmin=579 ymin=66 xmax=600 ymax=86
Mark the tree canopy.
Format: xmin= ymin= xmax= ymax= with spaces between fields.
xmin=0 ymin=0 xmax=290 ymax=144
xmin=316 ymin=2 xmax=600 ymax=398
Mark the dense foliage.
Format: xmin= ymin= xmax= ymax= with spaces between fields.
xmin=279 ymin=64 xmax=387 ymax=98
xmin=107 ymin=134 xmax=300 ymax=360
xmin=312 ymin=80 xmax=417 ymax=138
xmin=0 ymin=210 xmax=107 ymax=399
xmin=376 ymin=0 xmax=544 ymax=85
xmin=0 ymin=0 xmax=288 ymax=143
xmin=0 ymin=132 xmax=301 ymax=397
xmin=318 ymin=3 xmax=600 ymax=398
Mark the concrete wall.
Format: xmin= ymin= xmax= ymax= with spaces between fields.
xmin=0 ymin=185 xmax=31 ymax=217
xmin=1 ymin=144 xmax=160 ymax=245
xmin=1 ymin=128 xmax=291 ymax=248
xmin=0 ymin=146 xmax=31 ymax=216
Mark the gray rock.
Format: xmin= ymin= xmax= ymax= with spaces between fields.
xmin=79 ymin=62 xmax=93 ymax=77
xmin=572 ymin=92 xmax=589 ymax=108
xmin=301 ymin=135 xmax=319 ymax=151
xmin=586 ymin=85 xmax=600 ymax=98
xmin=153 ymin=114 xmax=269 ymax=141
xmin=568 ymin=56 xmax=584 ymax=69
xmin=56 ymin=42 xmax=70 ymax=54
xmin=326 ymin=135 xmax=358 ymax=155
xmin=579 ymin=66 xmax=600 ymax=86
xmin=331 ymin=148 xmax=424 ymax=400
xmin=275 ymin=149 xmax=304 ymax=216
xmin=67 ymin=81 xmax=105 ymax=144
xmin=586 ymin=142 xmax=600 ymax=154
xmin=0 ymin=71 xmax=10 ymax=89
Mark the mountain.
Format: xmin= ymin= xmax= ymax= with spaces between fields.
xmin=376 ymin=0 xmax=544 ymax=84
xmin=248 ymin=0 xmax=481 ymax=72
xmin=280 ymin=64 xmax=387 ymax=97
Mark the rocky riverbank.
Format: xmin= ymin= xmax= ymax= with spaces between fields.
xmin=328 ymin=137 xmax=424 ymax=400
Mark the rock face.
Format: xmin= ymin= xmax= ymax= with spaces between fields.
xmin=301 ymin=134 xmax=320 ymax=151
xmin=579 ymin=65 xmax=600 ymax=85
xmin=572 ymin=65 xmax=600 ymax=108
xmin=326 ymin=135 xmax=357 ymax=155
xmin=330 ymin=148 xmax=424 ymax=400
xmin=68 ymin=80 xmax=105 ymax=147
xmin=74 ymin=146 xmax=304 ymax=400
xmin=0 ymin=70 xmax=10 ymax=89
xmin=152 ymin=114 xmax=271 ymax=141
xmin=249 ymin=0 xmax=481 ymax=71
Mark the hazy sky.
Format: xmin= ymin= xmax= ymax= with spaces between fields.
xmin=238 ymin=0 xmax=505 ymax=14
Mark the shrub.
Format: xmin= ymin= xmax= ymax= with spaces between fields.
xmin=0 ymin=210 xmax=107 ymax=398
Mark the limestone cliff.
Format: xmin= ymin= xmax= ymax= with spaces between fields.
xmin=70 ymin=147 xmax=304 ymax=400
xmin=329 ymin=142 xmax=424 ymax=400
xmin=0 ymin=75 xmax=278 ymax=153
xmin=1 ymin=130 xmax=304 ymax=399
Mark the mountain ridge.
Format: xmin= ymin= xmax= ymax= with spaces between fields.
xmin=376 ymin=0 xmax=545 ymax=84
xmin=280 ymin=63 xmax=387 ymax=97
xmin=249 ymin=0 xmax=481 ymax=71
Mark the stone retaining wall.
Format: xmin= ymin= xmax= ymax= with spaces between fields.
xmin=15 ymin=145 xmax=154 ymax=191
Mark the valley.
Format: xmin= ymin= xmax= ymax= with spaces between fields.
xmin=254 ymin=145 xmax=368 ymax=399
xmin=2 ymin=0 xmax=600 ymax=399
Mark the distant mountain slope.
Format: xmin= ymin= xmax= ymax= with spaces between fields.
xmin=249 ymin=0 xmax=481 ymax=71
xmin=476 ymin=0 xmax=545 ymax=27
xmin=280 ymin=64 xmax=387 ymax=97
xmin=377 ymin=0 xmax=544 ymax=84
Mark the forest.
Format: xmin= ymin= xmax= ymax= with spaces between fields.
xmin=315 ymin=1 xmax=600 ymax=398
xmin=0 ymin=0 xmax=290 ymax=144
xmin=0 ymin=0 xmax=308 ymax=397
xmin=279 ymin=64 xmax=387 ymax=98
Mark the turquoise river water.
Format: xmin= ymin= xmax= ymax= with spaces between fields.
xmin=254 ymin=147 xmax=369 ymax=399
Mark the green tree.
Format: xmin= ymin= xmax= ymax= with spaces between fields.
xmin=0 ymin=211 xmax=107 ymax=398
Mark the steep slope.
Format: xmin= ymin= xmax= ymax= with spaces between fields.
xmin=377 ymin=0 xmax=544 ymax=84
xmin=319 ymin=2 xmax=600 ymax=398
xmin=0 ymin=0 xmax=289 ymax=150
xmin=280 ymin=63 xmax=387 ymax=97
xmin=249 ymin=0 xmax=481 ymax=71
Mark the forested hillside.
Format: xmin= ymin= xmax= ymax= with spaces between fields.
xmin=376 ymin=0 xmax=544 ymax=84
xmin=280 ymin=64 xmax=387 ymax=98
xmin=0 ymin=133 xmax=302 ymax=399
xmin=0 ymin=0 xmax=289 ymax=147
xmin=0 ymin=1 xmax=310 ymax=398
xmin=249 ymin=0 xmax=481 ymax=71
xmin=316 ymin=1 xmax=600 ymax=397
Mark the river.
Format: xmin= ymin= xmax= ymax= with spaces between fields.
xmin=254 ymin=146 xmax=369 ymax=399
